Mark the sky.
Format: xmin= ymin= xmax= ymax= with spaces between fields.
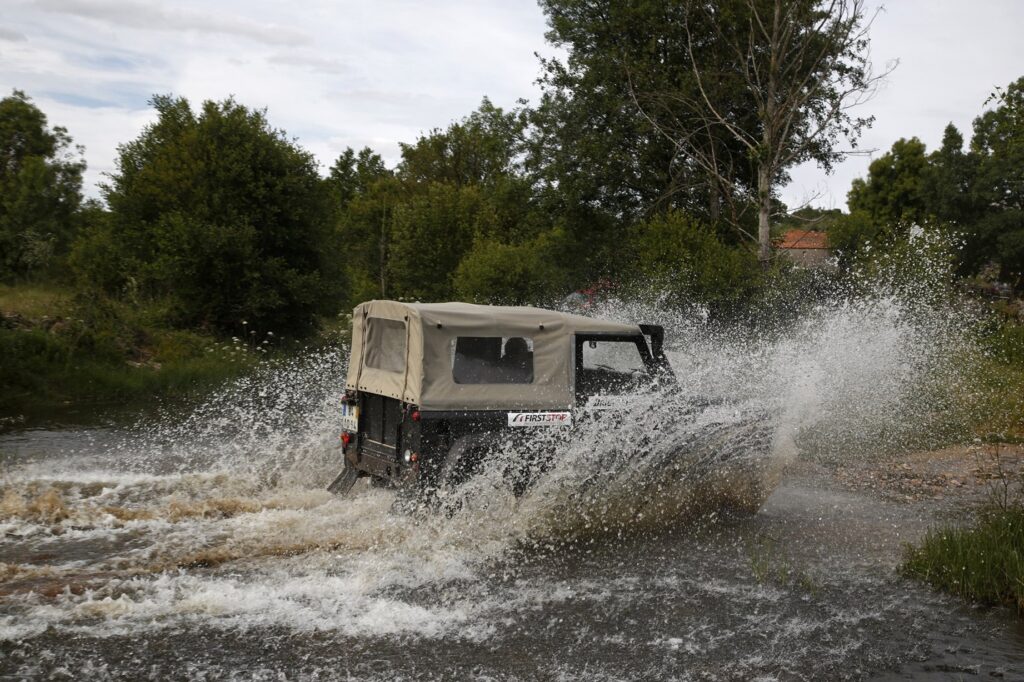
xmin=2 ymin=0 xmax=1023 ymax=211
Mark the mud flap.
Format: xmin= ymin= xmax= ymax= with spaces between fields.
xmin=327 ymin=463 xmax=362 ymax=496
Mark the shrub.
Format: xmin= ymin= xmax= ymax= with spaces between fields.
xmin=627 ymin=211 xmax=763 ymax=313
xmin=453 ymin=233 xmax=570 ymax=305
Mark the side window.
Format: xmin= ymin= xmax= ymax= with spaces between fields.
xmin=364 ymin=317 xmax=406 ymax=373
xmin=581 ymin=340 xmax=645 ymax=374
xmin=576 ymin=337 xmax=648 ymax=399
xmin=452 ymin=336 xmax=534 ymax=384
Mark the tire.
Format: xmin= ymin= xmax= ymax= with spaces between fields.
xmin=439 ymin=434 xmax=493 ymax=490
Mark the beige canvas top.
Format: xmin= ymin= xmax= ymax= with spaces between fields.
xmin=345 ymin=300 xmax=642 ymax=410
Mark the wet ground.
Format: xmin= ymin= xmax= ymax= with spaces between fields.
xmin=1 ymin=420 xmax=1022 ymax=681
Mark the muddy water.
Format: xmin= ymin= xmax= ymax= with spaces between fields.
xmin=1 ymin=423 xmax=1022 ymax=681
xmin=2 ymin=291 xmax=1022 ymax=680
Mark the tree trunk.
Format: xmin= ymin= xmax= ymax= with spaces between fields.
xmin=757 ymin=164 xmax=771 ymax=267
xmin=708 ymin=177 xmax=721 ymax=224
xmin=379 ymin=207 xmax=388 ymax=297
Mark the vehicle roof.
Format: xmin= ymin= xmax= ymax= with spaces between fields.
xmin=401 ymin=301 xmax=642 ymax=336
xmin=345 ymin=300 xmax=644 ymax=410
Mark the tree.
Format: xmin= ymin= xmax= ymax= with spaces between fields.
xmin=970 ymin=77 xmax=1024 ymax=285
xmin=628 ymin=210 xmax=762 ymax=311
xmin=847 ymin=137 xmax=929 ymax=225
xmin=531 ymin=0 xmax=760 ymax=282
xmin=328 ymin=146 xmax=389 ymax=207
xmin=399 ymin=98 xmax=526 ymax=189
xmin=453 ymin=234 xmax=570 ymax=305
xmin=88 ymin=95 xmax=340 ymax=336
xmin=628 ymin=0 xmax=887 ymax=265
xmin=387 ymin=182 xmax=494 ymax=301
xmin=0 ymin=90 xmax=84 ymax=280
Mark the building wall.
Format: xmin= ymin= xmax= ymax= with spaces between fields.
xmin=780 ymin=248 xmax=832 ymax=268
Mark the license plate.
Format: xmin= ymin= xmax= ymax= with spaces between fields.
xmin=340 ymin=402 xmax=359 ymax=432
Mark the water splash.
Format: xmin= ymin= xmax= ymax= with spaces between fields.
xmin=0 ymin=239 xmax=988 ymax=661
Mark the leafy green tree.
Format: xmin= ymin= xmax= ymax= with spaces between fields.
xmin=387 ymin=182 xmax=495 ymax=301
xmin=85 ymin=95 xmax=340 ymax=336
xmin=530 ymin=0 xmax=761 ymax=282
xmin=827 ymin=210 xmax=884 ymax=265
xmin=923 ymin=125 xmax=979 ymax=226
xmin=970 ymin=78 xmax=1024 ymax=285
xmin=619 ymin=0 xmax=884 ymax=265
xmin=336 ymin=174 xmax=403 ymax=305
xmin=848 ymin=137 xmax=930 ymax=225
xmin=328 ymin=146 xmax=389 ymax=207
xmin=0 ymin=90 xmax=84 ymax=280
xmin=454 ymin=233 xmax=571 ymax=305
xmin=399 ymin=98 xmax=526 ymax=189
xmin=628 ymin=211 xmax=762 ymax=311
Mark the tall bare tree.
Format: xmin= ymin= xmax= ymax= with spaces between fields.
xmin=629 ymin=0 xmax=889 ymax=265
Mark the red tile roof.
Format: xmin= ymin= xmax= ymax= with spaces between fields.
xmin=778 ymin=229 xmax=829 ymax=250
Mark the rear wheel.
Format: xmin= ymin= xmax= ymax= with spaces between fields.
xmin=439 ymin=434 xmax=491 ymax=490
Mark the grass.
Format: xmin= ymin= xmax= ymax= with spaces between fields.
xmin=902 ymin=446 xmax=1024 ymax=614
xmin=0 ymin=282 xmax=71 ymax=318
xmin=902 ymin=505 xmax=1024 ymax=614
xmin=0 ymin=284 xmax=260 ymax=415
xmin=967 ymin=319 xmax=1024 ymax=443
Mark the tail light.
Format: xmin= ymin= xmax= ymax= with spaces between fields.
xmin=411 ymin=410 xmax=421 ymax=422
xmin=341 ymin=432 xmax=352 ymax=447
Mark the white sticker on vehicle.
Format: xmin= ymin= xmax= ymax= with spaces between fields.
xmin=507 ymin=411 xmax=573 ymax=427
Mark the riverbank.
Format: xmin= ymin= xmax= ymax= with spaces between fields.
xmin=0 ymin=284 xmax=261 ymax=416
xmin=796 ymin=442 xmax=1024 ymax=615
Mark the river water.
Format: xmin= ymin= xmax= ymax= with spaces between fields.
xmin=2 ymin=297 xmax=1022 ymax=680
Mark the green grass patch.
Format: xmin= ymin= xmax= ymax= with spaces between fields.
xmin=902 ymin=504 xmax=1024 ymax=614
xmin=0 ymin=284 xmax=265 ymax=415
xmin=0 ymin=283 xmax=71 ymax=318
xmin=0 ymin=326 xmax=257 ymax=413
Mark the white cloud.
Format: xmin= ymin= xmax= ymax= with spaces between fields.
xmin=32 ymin=0 xmax=311 ymax=46
xmin=0 ymin=27 xmax=28 ymax=42
xmin=267 ymin=52 xmax=348 ymax=75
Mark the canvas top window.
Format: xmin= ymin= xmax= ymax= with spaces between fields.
xmin=452 ymin=336 xmax=534 ymax=384
xmin=364 ymin=317 xmax=407 ymax=373
xmin=575 ymin=336 xmax=651 ymax=398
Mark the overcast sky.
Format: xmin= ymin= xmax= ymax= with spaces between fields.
xmin=3 ymin=0 xmax=1023 ymax=210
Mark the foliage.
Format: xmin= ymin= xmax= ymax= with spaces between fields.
xmin=399 ymin=98 xmax=526 ymax=188
xmin=841 ymin=77 xmax=1024 ymax=286
xmin=387 ymin=182 xmax=491 ymax=301
xmin=0 ymin=90 xmax=85 ymax=281
xmin=970 ymin=78 xmax=1024 ymax=285
xmin=627 ymin=211 xmax=763 ymax=313
xmin=611 ymin=0 xmax=881 ymax=262
xmin=453 ymin=233 xmax=571 ymax=305
xmin=81 ymin=95 xmax=342 ymax=337
xmin=0 ymin=289 xmax=258 ymax=413
xmin=903 ymin=495 xmax=1024 ymax=614
xmin=848 ymin=137 xmax=930 ymax=225
xmin=532 ymin=0 xmax=759 ymax=268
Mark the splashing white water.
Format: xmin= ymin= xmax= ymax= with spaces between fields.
xmin=0 ymin=258 xmax=981 ymax=647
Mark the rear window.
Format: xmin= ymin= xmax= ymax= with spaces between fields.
xmin=452 ymin=336 xmax=534 ymax=384
xmin=364 ymin=317 xmax=406 ymax=373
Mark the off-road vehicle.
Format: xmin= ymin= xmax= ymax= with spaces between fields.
xmin=328 ymin=300 xmax=674 ymax=497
